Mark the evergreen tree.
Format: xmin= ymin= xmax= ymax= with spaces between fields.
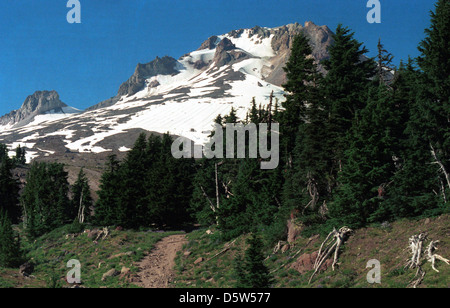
xmin=223 ymin=107 xmax=238 ymax=124
xmin=117 ymin=133 xmax=149 ymax=228
xmin=0 ymin=210 xmax=22 ymax=268
xmin=21 ymin=162 xmax=71 ymax=237
xmin=373 ymin=60 xmax=441 ymax=220
xmin=329 ymin=83 xmax=403 ymax=227
xmin=376 ymin=39 xmax=395 ymax=85
xmin=13 ymin=145 xmax=26 ymax=166
xmin=280 ymin=32 xmax=320 ymax=161
xmin=94 ymin=154 xmax=123 ymax=226
xmin=281 ymin=40 xmax=331 ymax=227
xmin=0 ymin=148 xmax=20 ymax=224
xmin=146 ymin=133 xmax=195 ymax=228
xmin=234 ymin=233 xmax=272 ymax=288
xmin=322 ymin=24 xmax=377 ymax=173
xmin=416 ymin=0 xmax=450 ymax=205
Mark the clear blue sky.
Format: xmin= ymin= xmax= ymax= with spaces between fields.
xmin=0 ymin=0 xmax=437 ymax=115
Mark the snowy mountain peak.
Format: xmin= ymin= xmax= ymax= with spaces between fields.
xmin=0 ymin=90 xmax=80 ymax=130
xmin=0 ymin=22 xmax=334 ymax=162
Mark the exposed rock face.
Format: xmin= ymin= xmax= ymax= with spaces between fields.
xmin=291 ymin=251 xmax=333 ymax=275
xmin=118 ymin=56 xmax=179 ymax=97
xmin=0 ymin=90 xmax=68 ymax=127
xmin=197 ymin=35 xmax=219 ymax=50
xmin=0 ymin=21 xmax=338 ymax=163
xmin=213 ymin=37 xmax=250 ymax=67
xmin=265 ymin=22 xmax=334 ymax=86
xmin=86 ymin=21 xmax=334 ymax=112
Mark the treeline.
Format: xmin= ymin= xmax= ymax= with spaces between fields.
xmin=94 ymin=133 xmax=195 ymax=229
xmin=0 ymin=148 xmax=92 ymax=266
xmin=0 ymin=1 xmax=448 ymax=266
xmin=187 ymin=0 xmax=450 ymax=239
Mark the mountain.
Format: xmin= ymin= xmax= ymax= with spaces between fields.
xmin=0 ymin=90 xmax=80 ymax=129
xmin=0 ymin=22 xmax=334 ymax=163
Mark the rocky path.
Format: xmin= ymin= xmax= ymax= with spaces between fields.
xmin=134 ymin=234 xmax=187 ymax=288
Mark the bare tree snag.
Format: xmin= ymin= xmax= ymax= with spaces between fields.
xmin=308 ymin=227 xmax=352 ymax=284
xmin=426 ymin=240 xmax=450 ymax=273
xmin=405 ymin=233 xmax=427 ymax=270
xmin=199 ymin=185 xmax=219 ymax=226
xmin=303 ymin=172 xmax=319 ymax=214
xmin=267 ymin=90 xmax=273 ymax=131
xmin=222 ymin=180 xmax=234 ymax=198
xmin=215 ymin=162 xmax=220 ymax=210
xmin=405 ymin=233 xmax=449 ymax=288
xmin=205 ymin=238 xmax=237 ymax=262
xmin=408 ymin=267 xmax=426 ymax=289
xmin=77 ymin=191 xmax=85 ymax=224
xmin=430 ymin=143 xmax=450 ymax=198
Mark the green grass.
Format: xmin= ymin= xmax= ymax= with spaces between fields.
xmin=1 ymin=224 xmax=181 ymax=288
xmin=173 ymin=214 xmax=450 ymax=288
xmin=2 ymin=214 xmax=448 ymax=288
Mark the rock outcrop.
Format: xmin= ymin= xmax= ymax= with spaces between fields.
xmin=213 ymin=37 xmax=250 ymax=67
xmin=0 ymin=90 xmax=70 ymax=127
xmin=118 ymin=56 xmax=179 ymax=97
xmin=197 ymin=35 xmax=219 ymax=50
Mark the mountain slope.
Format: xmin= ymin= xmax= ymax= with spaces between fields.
xmin=0 ymin=90 xmax=80 ymax=130
xmin=0 ymin=22 xmax=334 ymax=162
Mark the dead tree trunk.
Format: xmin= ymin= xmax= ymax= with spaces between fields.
xmin=215 ymin=162 xmax=220 ymax=210
xmin=426 ymin=240 xmax=450 ymax=273
xmin=404 ymin=233 xmax=449 ymax=288
xmin=430 ymin=143 xmax=450 ymax=200
xmin=77 ymin=191 xmax=85 ymax=224
xmin=309 ymin=227 xmax=352 ymax=284
xmin=405 ymin=233 xmax=427 ymax=270
xmin=303 ymin=172 xmax=319 ymax=214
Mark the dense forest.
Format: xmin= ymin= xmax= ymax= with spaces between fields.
xmin=0 ymin=0 xmax=448 ymax=272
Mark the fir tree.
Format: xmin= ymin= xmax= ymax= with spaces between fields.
xmin=0 ymin=149 xmax=20 ymax=224
xmin=322 ymin=24 xmax=377 ymax=173
xmin=329 ymin=83 xmax=402 ymax=227
xmin=0 ymin=210 xmax=22 ymax=268
xmin=117 ymin=133 xmax=149 ymax=228
xmin=280 ymin=32 xmax=320 ymax=161
xmin=94 ymin=154 xmax=122 ymax=226
xmin=234 ymin=233 xmax=272 ymax=288
xmin=21 ymin=162 xmax=71 ymax=237
xmin=416 ymin=0 xmax=450 ymax=205
xmin=376 ymin=39 xmax=395 ymax=85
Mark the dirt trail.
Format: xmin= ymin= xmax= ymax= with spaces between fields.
xmin=135 ymin=234 xmax=187 ymax=288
